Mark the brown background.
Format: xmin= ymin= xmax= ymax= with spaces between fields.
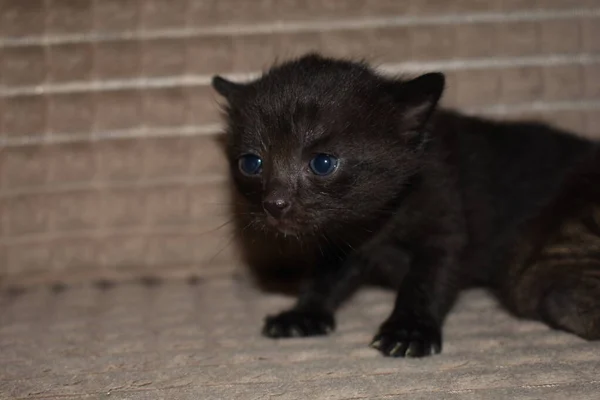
xmin=1 ymin=0 xmax=599 ymax=287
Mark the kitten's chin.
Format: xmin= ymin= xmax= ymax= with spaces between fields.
xmin=265 ymin=216 xmax=301 ymax=237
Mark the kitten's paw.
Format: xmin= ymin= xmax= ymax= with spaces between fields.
xmin=262 ymin=310 xmax=335 ymax=338
xmin=370 ymin=316 xmax=442 ymax=357
xmin=540 ymin=280 xmax=600 ymax=341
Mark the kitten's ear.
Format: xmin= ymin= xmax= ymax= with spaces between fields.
xmin=391 ymin=72 xmax=445 ymax=129
xmin=212 ymin=75 xmax=246 ymax=102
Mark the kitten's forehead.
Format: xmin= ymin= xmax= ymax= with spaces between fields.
xmin=257 ymin=101 xmax=327 ymax=149
xmin=231 ymin=57 xmax=390 ymax=149
xmin=251 ymin=56 xmax=377 ymax=105
xmin=238 ymin=90 xmax=338 ymax=147
xmin=250 ymin=80 xmax=371 ymax=126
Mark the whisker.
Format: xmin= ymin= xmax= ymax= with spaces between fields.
xmin=317 ymin=233 xmax=327 ymax=258
xmin=196 ymin=201 xmax=253 ymax=207
xmin=197 ymin=219 xmax=235 ymax=236
xmin=321 ymin=233 xmax=346 ymax=262
xmin=206 ymin=219 xmax=255 ymax=265
xmin=206 ymin=232 xmax=237 ymax=265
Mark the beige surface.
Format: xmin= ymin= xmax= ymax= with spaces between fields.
xmin=1 ymin=0 xmax=600 ymax=398
xmin=2 ymin=279 xmax=600 ymax=399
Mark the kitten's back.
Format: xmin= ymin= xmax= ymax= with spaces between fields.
xmin=431 ymin=110 xmax=597 ymax=283
xmin=438 ymin=111 xmax=594 ymax=232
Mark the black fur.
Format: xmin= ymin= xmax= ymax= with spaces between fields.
xmin=212 ymin=54 xmax=600 ymax=357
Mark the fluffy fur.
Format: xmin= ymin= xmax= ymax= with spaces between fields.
xmin=212 ymin=54 xmax=600 ymax=357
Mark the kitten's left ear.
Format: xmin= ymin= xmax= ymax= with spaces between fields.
xmin=212 ymin=75 xmax=246 ymax=102
xmin=391 ymin=72 xmax=445 ymax=130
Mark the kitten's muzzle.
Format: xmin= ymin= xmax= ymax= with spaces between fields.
xmin=263 ymin=197 xmax=292 ymax=220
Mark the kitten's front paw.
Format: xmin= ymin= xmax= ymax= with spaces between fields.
xmin=370 ymin=315 xmax=442 ymax=358
xmin=262 ymin=310 xmax=335 ymax=338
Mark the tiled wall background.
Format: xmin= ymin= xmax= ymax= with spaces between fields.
xmin=0 ymin=0 xmax=599 ymax=286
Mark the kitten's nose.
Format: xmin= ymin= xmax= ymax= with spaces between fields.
xmin=263 ymin=198 xmax=291 ymax=219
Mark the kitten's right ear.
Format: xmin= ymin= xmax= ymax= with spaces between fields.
xmin=391 ymin=72 xmax=445 ymax=130
xmin=212 ymin=76 xmax=245 ymax=102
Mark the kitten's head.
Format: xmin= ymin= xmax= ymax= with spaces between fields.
xmin=212 ymin=54 xmax=444 ymax=237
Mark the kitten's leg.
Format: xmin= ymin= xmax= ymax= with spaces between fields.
xmin=262 ymin=255 xmax=365 ymax=338
xmin=539 ymin=263 xmax=600 ymax=340
xmin=370 ymin=251 xmax=461 ymax=357
xmin=500 ymin=151 xmax=600 ymax=339
xmin=504 ymin=209 xmax=600 ymax=340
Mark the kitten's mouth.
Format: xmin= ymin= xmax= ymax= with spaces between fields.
xmin=265 ymin=215 xmax=300 ymax=236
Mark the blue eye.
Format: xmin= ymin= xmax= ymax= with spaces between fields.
xmin=309 ymin=154 xmax=338 ymax=176
xmin=238 ymin=154 xmax=262 ymax=176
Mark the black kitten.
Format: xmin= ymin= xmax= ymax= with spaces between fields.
xmin=212 ymin=54 xmax=600 ymax=357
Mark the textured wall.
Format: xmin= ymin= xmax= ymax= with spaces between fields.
xmin=0 ymin=0 xmax=599 ymax=286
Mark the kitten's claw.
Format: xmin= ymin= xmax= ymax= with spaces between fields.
xmin=388 ymin=341 xmax=408 ymax=357
xmin=262 ymin=310 xmax=335 ymax=338
xmin=371 ymin=317 xmax=442 ymax=358
xmin=266 ymin=324 xmax=283 ymax=338
xmin=290 ymin=327 xmax=303 ymax=337
xmin=369 ymin=338 xmax=382 ymax=349
xmin=320 ymin=322 xmax=334 ymax=334
xmin=404 ymin=340 xmax=425 ymax=357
